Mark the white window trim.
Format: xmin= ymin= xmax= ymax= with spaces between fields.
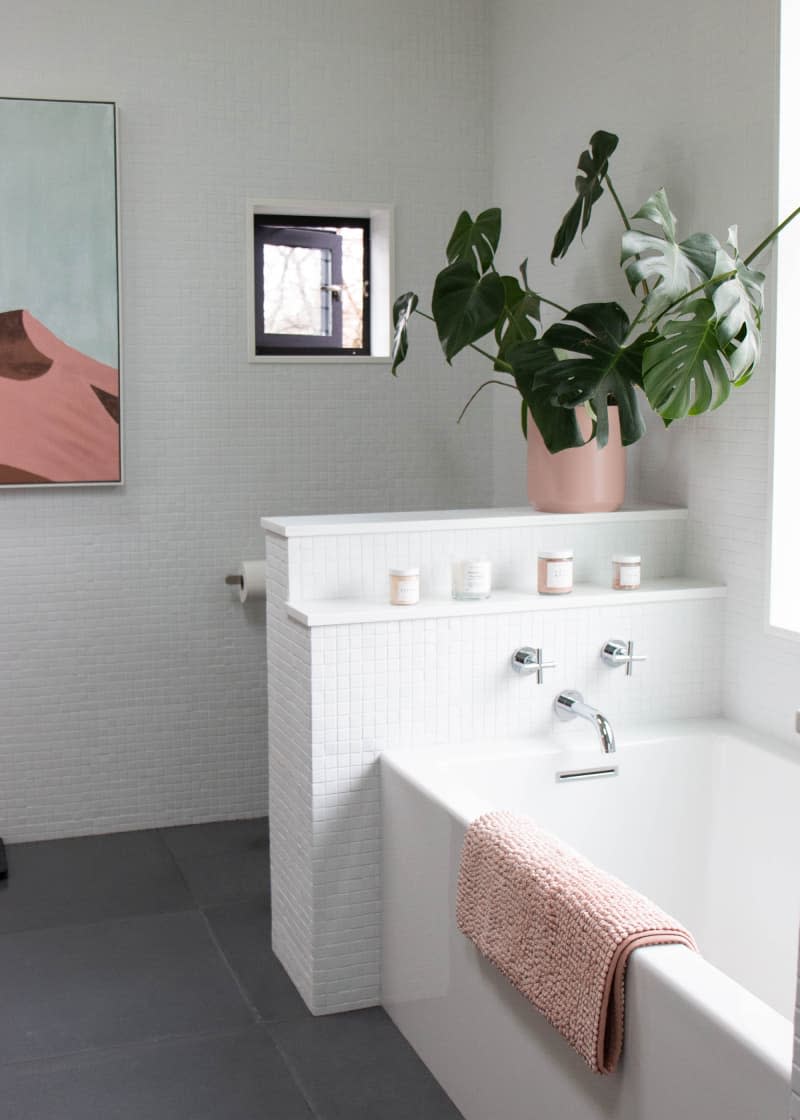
xmin=246 ymin=199 xmax=394 ymax=364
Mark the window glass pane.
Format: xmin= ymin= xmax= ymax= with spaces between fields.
xmin=339 ymin=226 xmax=364 ymax=349
xmin=253 ymin=212 xmax=373 ymax=355
xmin=262 ymin=244 xmax=332 ymax=336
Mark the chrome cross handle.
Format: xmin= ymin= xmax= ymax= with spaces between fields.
xmin=601 ymin=638 xmax=647 ymax=677
xmin=511 ymin=647 xmax=557 ymax=685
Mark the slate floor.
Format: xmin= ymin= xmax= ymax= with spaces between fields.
xmin=0 ymin=819 xmax=463 ymax=1119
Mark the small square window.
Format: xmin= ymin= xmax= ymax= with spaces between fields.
xmin=253 ymin=214 xmax=370 ymax=357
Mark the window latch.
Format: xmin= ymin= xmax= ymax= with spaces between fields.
xmin=320 ymin=283 xmax=343 ymax=301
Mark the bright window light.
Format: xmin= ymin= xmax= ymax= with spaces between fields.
xmin=770 ymin=0 xmax=800 ymax=634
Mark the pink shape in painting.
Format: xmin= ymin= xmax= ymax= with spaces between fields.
xmin=0 ymin=309 xmax=120 ymax=484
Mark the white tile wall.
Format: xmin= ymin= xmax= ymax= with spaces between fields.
xmin=265 ymin=516 xmax=724 ymax=1012
xmin=0 ymin=0 xmax=494 ymax=841
xmin=265 ymin=534 xmax=315 ymax=1008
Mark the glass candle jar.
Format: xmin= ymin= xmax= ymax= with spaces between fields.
xmin=612 ymin=554 xmax=641 ymax=590
xmin=389 ymin=567 xmax=420 ymax=605
xmin=537 ymin=549 xmax=574 ymax=595
xmin=452 ymin=559 xmax=492 ymax=600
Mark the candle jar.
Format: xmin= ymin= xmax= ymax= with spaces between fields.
xmin=389 ymin=567 xmax=420 ymax=605
xmin=537 ymin=549 xmax=574 ymax=595
xmin=452 ymin=559 xmax=492 ymax=600
xmin=612 ymin=554 xmax=641 ymax=590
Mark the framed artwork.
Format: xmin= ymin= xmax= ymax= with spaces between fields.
xmin=0 ymin=97 xmax=121 ymax=486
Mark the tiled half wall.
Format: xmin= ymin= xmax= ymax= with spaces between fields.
xmin=263 ymin=508 xmax=724 ymax=1013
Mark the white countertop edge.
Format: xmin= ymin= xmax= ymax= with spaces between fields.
xmin=261 ymin=503 xmax=688 ymax=538
xmin=285 ymin=580 xmax=727 ymax=627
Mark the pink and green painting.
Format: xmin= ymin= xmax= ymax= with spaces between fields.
xmin=0 ymin=98 xmax=121 ymax=486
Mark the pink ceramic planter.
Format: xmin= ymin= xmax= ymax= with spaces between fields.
xmin=527 ymin=406 xmax=626 ymax=513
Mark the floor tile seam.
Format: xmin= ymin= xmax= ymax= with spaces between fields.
xmin=0 ymin=1024 xmax=270 ymax=1072
xmin=156 ymin=827 xmax=203 ymax=906
xmin=0 ymin=901 xmax=200 ymax=940
xmin=264 ymin=1022 xmax=325 ymax=1120
xmin=199 ymin=908 xmax=264 ymax=1026
xmin=156 ymin=829 xmax=270 ymax=909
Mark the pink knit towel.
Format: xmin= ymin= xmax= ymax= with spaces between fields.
xmin=456 ymin=810 xmax=698 ymax=1074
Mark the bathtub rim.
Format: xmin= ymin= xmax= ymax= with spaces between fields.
xmin=380 ymin=716 xmax=799 ymax=828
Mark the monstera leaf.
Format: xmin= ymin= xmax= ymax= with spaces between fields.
xmin=708 ymin=229 xmax=765 ymax=383
xmin=494 ymin=275 xmax=541 ymax=363
xmin=551 ymin=130 xmax=619 ymax=263
xmin=391 ymin=291 xmax=419 ymax=374
xmin=621 ymin=189 xmax=719 ymax=319
xmin=431 ymin=261 xmax=506 ymax=362
xmin=642 ymin=298 xmax=734 ymax=419
xmin=506 ymin=339 xmax=586 ymax=453
xmin=518 ymin=302 xmax=646 ymax=447
xmin=446 ymin=208 xmax=501 ymax=272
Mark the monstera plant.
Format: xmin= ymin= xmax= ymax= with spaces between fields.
xmin=391 ymin=130 xmax=799 ymax=454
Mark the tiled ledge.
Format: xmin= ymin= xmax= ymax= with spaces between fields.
xmin=285 ymin=578 xmax=726 ymax=627
xmin=262 ymin=503 xmax=688 ymax=538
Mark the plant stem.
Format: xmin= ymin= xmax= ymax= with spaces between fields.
xmin=603 ymin=174 xmax=632 ymax=231
xmin=475 ymin=343 xmax=512 ymax=369
xmin=744 ymin=204 xmax=800 ymax=265
xmin=605 ymin=172 xmax=654 ymax=299
xmin=622 ymin=300 xmax=650 ymax=345
xmin=650 ymin=269 xmax=738 ymax=326
xmin=416 ymin=308 xmax=513 ymax=371
xmin=536 ymin=293 xmax=570 ymax=315
xmin=457 ymin=379 xmax=518 ymax=424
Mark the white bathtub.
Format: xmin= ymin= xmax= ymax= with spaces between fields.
xmin=381 ymin=720 xmax=798 ymax=1120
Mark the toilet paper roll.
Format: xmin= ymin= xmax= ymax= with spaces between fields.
xmin=238 ymin=560 xmax=267 ymax=603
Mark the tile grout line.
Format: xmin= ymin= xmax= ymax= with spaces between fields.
xmin=264 ymin=1022 xmax=325 ymax=1120
xmin=199 ymin=908 xmax=265 ymax=1027
xmin=155 ymin=827 xmax=201 ymax=907
xmin=0 ymin=828 xmax=199 ymax=939
xmin=0 ymin=1025 xmax=266 ymax=1073
xmin=0 ymin=900 xmax=197 ymax=942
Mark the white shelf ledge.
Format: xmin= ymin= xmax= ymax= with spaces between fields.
xmin=286 ymin=578 xmax=726 ymax=627
xmin=262 ymin=503 xmax=688 ymax=538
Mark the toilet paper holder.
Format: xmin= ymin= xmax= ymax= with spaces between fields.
xmin=225 ymin=560 xmax=267 ymax=603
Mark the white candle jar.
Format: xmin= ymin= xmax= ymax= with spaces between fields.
xmin=612 ymin=554 xmax=641 ymax=590
xmin=452 ymin=559 xmax=492 ymax=600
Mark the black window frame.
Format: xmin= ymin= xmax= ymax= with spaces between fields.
xmin=253 ymin=213 xmax=371 ymax=357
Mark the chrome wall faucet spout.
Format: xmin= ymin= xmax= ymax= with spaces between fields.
xmin=554 ymin=690 xmax=616 ymax=754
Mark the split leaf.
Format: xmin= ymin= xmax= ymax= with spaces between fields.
xmin=551 ymin=130 xmax=619 ymax=263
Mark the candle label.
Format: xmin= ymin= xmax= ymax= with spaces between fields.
xmin=461 ymin=563 xmax=491 ymax=594
xmin=546 ymin=560 xmax=572 ymax=590
xmin=394 ymin=578 xmax=418 ymax=604
xmin=618 ymin=564 xmax=640 ymax=587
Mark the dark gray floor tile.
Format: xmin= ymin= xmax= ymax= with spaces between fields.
xmin=203 ymin=898 xmax=311 ymax=1023
xmin=0 ymin=910 xmax=254 ymax=1063
xmin=0 ymin=830 xmax=194 ymax=934
xmin=3 ymin=1028 xmax=314 ymax=1120
xmin=161 ymin=818 xmax=270 ymax=906
xmin=270 ymin=1007 xmax=464 ymax=1120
